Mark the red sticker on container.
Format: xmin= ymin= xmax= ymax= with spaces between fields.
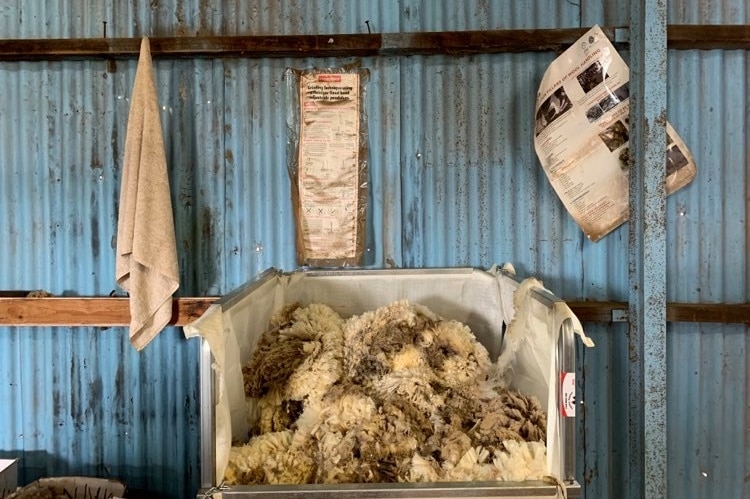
xmin=560 ymin=372 xmax=576 ymax=417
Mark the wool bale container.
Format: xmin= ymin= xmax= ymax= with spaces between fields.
xmin=186 ymin=267 xmax=589 ymax=498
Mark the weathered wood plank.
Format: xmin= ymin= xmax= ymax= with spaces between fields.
xmin=0 ymin=26 xmax=745 ymax=61
xmin=0 ymin=298 xmax=213 ymax=326
xmin=1 ymin=298 xmax=749 ymax=326
xmin=668 ymin=24 xmax=750 ymax=49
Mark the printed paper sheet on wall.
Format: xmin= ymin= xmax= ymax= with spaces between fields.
xmin=294 ymin=71 xmax=366 ymax=266
xmin=533 ymin=25 xmax=697 ymax=242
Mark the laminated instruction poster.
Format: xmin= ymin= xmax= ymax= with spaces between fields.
xmin=293 ymin=70 xmax=367 ymax=266
xmin=534 ymin=25 xmax=697 ymax=242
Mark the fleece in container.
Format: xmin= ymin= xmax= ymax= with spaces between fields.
xmin=184 ymin=267 xmax=593 ymax=496
xmin=225 ymin=300 xmax=550 ymax=484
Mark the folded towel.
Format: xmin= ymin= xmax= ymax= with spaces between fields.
xmin=116 ymin=37 xmax=179 ymax=351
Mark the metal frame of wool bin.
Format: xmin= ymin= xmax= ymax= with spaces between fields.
xmin=197 ymin=267 xmax=580 ymax=498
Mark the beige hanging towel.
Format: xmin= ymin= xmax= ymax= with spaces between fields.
xmin=116 ymin=37 xmax=179 ymax=351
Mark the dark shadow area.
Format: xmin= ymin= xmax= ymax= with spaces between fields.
xmin=0 ymin=451 xmax=195 ymax=498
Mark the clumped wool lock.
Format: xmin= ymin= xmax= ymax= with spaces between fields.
xmin=227 ymin=300 xmax=548 ymax=485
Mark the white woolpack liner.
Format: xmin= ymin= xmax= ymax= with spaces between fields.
xmin=0 ymin=459 xmax=17 ymax=499
xmin=186 ymin=267 xmax=588 ymax=498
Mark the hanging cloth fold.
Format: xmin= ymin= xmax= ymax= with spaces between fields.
xmin=116 ymin=37 xmax=179 ymax=351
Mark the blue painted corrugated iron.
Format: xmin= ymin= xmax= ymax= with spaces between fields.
xmin=0 ymin=2 xmax=748 ymax=498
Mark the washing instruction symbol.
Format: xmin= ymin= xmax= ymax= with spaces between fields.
xmin=564 ymin=392 xmax=575 ymax=410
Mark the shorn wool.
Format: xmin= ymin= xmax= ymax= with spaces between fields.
xmin=225 ymin=300 xmax=549 ymax=485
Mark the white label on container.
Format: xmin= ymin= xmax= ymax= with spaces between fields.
xmin=560 ymin=372 xmax=576 ymax=417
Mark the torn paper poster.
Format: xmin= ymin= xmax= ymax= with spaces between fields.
xmin=534 ymin=25 xmax=697 ymax=242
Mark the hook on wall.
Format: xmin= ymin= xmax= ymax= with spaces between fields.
xmin=102 ymin=20 xmax=117 ymax=73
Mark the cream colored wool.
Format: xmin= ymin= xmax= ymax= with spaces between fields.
xmin=283 ymin=304 xmax=345 ymax=402
xmin=343 ymin=301 xmax=439 ymax=382
xmin=246 ymin=303 xmax=344 ymax=434
xmin=312 ymin=384 xmax=419 ymax=482
xmin=445 ymin=446 xmax=494 ymax=481
xmin=430 ymin=428 xmax=473 ymax=466
xmin=255 ymin=387 xmax=286 ymax=434
xmin=409 ymin=454 xmax=442 ymax=482
xmin=264 ymin=447 xmax=317 ymax=484
xmin=372 ymin=368 xmax=445 ymax=418
xmin=224 ymin=430 xmax=293 ymax=485
xmin=493 ymin=440 xmax=548 ymax=481
xmin=429 ymin=319 xmax=492 ymax=389
xmin=410 ymin=441 xmax=547 ymax=483
xmin=315 ymin=387 xmax=378 ymax=433
xmin=228 ymin=300 xmax=549 ymax=486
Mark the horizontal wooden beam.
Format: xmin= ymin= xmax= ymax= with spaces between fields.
xmin=568 ymin=301 xmax=750 ymax=325
xmin=0 ymin=297 xmax=213 ymax=326
xmin=1 ymin=298 xmax=750 ymax=327
xmin=667 ymin=24 xmax=750 ymax=50
xmin=567 ymin=301 xmax=628 ymax=323
xmin=0 ymin=29 xmax=596 ymax=61
xmin=0 ymin=25 xmax=746 ymax=61
xmin=380 ymin=28 xmax=599 ymax=55
xmin=664 ymin=302 xmax=750 ymax=325
xmin=570 ymin=302 xmax=750 ymax=325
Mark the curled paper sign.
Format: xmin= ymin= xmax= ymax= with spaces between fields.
xmin=534 ymin=25 xmax=697 ymax=242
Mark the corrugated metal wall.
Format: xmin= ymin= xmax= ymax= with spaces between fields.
xmin=579 ymin=2 xmax=750 ymax=498
xmin=0 ymin=1 xmax=747 ymax=498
